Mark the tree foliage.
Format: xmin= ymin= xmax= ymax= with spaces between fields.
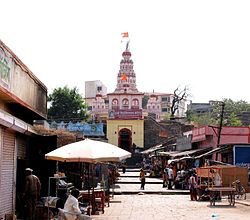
xmin=48 ymin=86 xmax=88 ymax=122
xmin=188 ymin=112 xmax=217 ymax=126
xmin=187 ymin=98 xmax=250 ymax=126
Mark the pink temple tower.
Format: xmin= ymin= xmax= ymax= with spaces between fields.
xmin=107 ymin=38 xmax=145 ymax=151
xmin=108 ymin=41 xmax=144 ymax=116
xmin=115 ymin=41 xmax=139 ymax=93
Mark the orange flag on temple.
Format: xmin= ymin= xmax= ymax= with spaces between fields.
xmin=121 ymin=73 xmax=127 ymax=81
xmin=121 ymin=32 xmax=129 ymax=38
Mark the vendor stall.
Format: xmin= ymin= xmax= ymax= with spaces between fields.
xmin=196 ymin=165 xmax=248 ymax=206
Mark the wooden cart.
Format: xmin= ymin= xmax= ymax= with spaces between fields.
xmin=196 ymin=165 xmax=248 ymax=206
xmin=209 ymin=187 xmax=236 ymax=206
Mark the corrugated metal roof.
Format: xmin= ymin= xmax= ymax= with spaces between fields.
xmin=140 ymin=144 xmax=164 ymax=154
xmin=195 ymin=145 xmax=232 ymax=159
xmin=159 ymin=147 xmax=212 ymax=158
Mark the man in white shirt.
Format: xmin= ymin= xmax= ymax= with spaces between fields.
xmin=61 ymin=188 xmax=92 ymax=220
xmin=167 ymin=167 xmax=174 ymax=189
xmin=188 ymin=173 xmax=198 ymax=201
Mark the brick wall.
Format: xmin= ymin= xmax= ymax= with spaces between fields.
xmin=144 ymin=117 xmax=193 ymax=149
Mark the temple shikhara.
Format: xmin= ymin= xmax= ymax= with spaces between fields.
xmin=106 ymin=41 xmax=144 ymax=151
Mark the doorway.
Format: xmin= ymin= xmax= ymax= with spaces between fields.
xmin=118 ymin=128 xmax=132 ymax=152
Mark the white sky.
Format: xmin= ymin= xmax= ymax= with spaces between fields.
xmin=1 ymin=0 xmax=250 ymax=103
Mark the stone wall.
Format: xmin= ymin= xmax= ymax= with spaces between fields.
xmin=144 ymin=116 xmax=193 ymax=149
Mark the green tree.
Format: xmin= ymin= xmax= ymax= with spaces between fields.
xmin=192 ymin=113 xmax=217 ymax=126
xmin=187 ymin=98 xmax=250 ymax=126
xmin=48 ymin=86 xmax=89 ymax=122
xmin=211 ymin=99 xmax=250 ymax=126
xmin=226 ymin=113 xmax=242 ymax=126
xmin=163 ymin=113 xmax=171 ymax=120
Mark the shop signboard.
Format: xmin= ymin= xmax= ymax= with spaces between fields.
xmin=0 ymin=47 xmax=12 ymax=89
xmin=109 ymin=109 xmax=143 ymax=120
xmin=233 ymin=145 xmax=250 ymax=169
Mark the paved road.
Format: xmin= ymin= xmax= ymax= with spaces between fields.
xmin=92 ymin=194 xmax=249 ymax=220
xmin=91 ymin=168 xmax=250 ymax=220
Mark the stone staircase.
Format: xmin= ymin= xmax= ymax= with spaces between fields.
xmin=113 ymin=168 xmax=189 ymax=195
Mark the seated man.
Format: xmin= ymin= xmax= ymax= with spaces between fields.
xmin=214 ymin=171 xmax=222 ymax=187
xmin=59 ymin=188 xmax=92 ymax=220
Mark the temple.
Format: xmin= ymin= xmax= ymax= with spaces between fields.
xmin=106 ymin=41 xmax=144 ymax=151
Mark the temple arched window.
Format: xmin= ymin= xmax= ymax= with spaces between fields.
xmin=122 ymin=98 xmax=129 ymax=109
xmin=132 ymin=98 xmax=139 ymax=109
xmin=112 ymin=99 xmax=119 ymax=110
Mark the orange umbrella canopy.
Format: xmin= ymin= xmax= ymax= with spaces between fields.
xmin=45 ymin=138 xmax=131 ymax=163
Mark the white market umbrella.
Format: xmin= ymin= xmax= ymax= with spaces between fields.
xmin=45 ymin=138 xmax=131 ymax=163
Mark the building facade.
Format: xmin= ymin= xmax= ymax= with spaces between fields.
xmin=192 ymin=125 xmax=250 ymax=162
xmin=146 ymin=92 xmax=186 ymax=121
xmin=85 ymin=80 xmax=107 ymax=99
xmin=0 ymin=40 xmax=50 ymax=218
xmin=86 ymin=89 xmax=186 ymax=123
xmin=187 ymin=101 xmax=213 ymax=115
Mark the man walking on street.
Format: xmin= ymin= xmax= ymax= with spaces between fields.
xmin=22 ymin=168 xmax=41 ymax=220
xmin=188 ymin=173 xmax=198 ymax=201
xmin=139 ymin=168 xmax=146 ymax=190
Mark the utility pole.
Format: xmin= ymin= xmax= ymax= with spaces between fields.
xmin=216 ymin=101 xmax=225 ymax=160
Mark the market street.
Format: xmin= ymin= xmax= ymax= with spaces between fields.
xmin=91 ymin=168 xmax=250 ymax=220
xmin=92 ymin=194 xmax=250 ymax=220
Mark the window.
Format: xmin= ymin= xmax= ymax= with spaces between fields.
xmin=132 ymin=98 xmax=139 ymax=109
xmin=122 ymin=98 xmax=129 ymax=109
xmin=112 ymin=99 xmax=119 ymax=110
xmin=97 ymin=86 xmax=102 ymax=92
xmin=162 ymin=96 xmax=170 ymax=102
xmin=112 ymin=99 xmax=118 ymax=105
